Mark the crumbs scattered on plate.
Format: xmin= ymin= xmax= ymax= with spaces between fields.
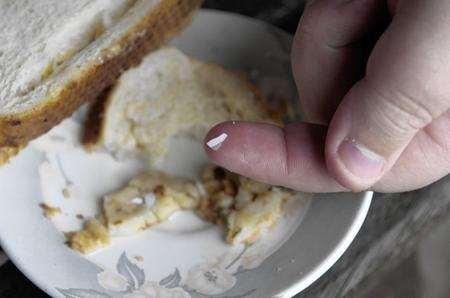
xmin=134 ymin=255 xmax=144 ymax=262
xmin=62 ymin=188 xmax=71 ymax=199
xmin=64 ymin=165 xmax=295 ymax=254
xmin=39 ymin=203 xmax=62 ymax=218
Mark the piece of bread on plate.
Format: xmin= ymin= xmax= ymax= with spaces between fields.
xmin=0 ymin=0 xmax=202 ymax=164
xmin=83 ymin=46 xmax=278 ymax=162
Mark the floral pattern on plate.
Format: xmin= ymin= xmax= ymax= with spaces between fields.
xmin=57 ymin=250 xmax=256 ymax=298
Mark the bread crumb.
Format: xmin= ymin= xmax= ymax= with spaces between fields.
xmin=39 ymin=203 xmax=62 ymax=218
xmin=66 ymin=219 xmax=110 ymax=254
xmin=197 ymin=165 xmax=292 ymax=245
xmin=76 ymin=214 xmax=84 ymax=220
xmin=62 ymin=188 xmax=71 ymax=199
xmin=134 ymin=255 xmax=144 ymax=262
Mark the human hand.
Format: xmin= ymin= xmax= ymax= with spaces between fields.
xmin=204 ymin=0 xmax=450 ymax=193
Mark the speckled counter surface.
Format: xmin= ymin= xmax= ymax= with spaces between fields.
xmin=1 ymin=2 xmax=449 ymax=297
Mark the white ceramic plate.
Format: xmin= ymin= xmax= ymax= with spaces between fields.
xmin=0 ymin=10 xmax=372 ymax=298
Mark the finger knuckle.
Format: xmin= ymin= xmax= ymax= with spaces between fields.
xmin=370 ymin=85 xmax=435 ymax=134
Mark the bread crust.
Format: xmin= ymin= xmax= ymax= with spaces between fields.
xmin=0 ymin=146 xmax=21 ymax=165
xmin=0 ymin=0 xmax=202 ymax=152
xmin=82 ymin=86 xmax=114 ymax=149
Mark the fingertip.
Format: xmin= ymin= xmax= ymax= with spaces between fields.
xmin=203 ymin=120 xmax=238 ymax=163
xmin=204 ymin=122 xmax=228 ymax=152
xmin=204 ymin=121 xmax=285 ymax=178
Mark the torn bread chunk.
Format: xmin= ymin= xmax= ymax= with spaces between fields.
xmin=129 ymin=172 xmax=202 ymax=210
xmin=103 ymin=185 xmax=158 ymax=236
xmin=66 ymin=219 xmax=110 ymax=254
xmin=66 ymin=171 xmax=202 ymax=253
xmin=103 ymin=171 xmax=201 ymax=236
xmin=226 ymin=189 xmax=285 ymax=245
xmin=83 ymin=46 xmax=276 ymax=162
xmin=197 ymin=165 xmax=293 ymax=245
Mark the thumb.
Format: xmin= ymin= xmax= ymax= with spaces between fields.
xmin=325 ymin=77 xmax=449 ymax=191
xmin=326 ymin=0 xmax=450 ymax=191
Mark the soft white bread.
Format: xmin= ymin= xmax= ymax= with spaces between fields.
xmin=83 ymin=46 xmax=276 ymax=162
xmin=0 ymin=0 xmax=202 ymax=162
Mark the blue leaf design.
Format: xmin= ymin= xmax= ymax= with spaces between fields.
xmin=116 ymin=252 xmax=146 ymax=290
xmin=166 ymin=268 xmax=181 ymax=289
xmin=159 ymin=268 xmax=181 ymax=288
xmin=159 ymin=273 xmax=174 ymax=286
xmin=56 ymin=288 xmax=111 ymax=298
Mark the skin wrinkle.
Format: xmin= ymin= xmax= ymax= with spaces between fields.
xmin=417 ymin=131 xmax=437 ymax=175
xmin=240 ymin=124 xmax=281 ymax=182
xmin=375 ymin=126 xmax=449 ymax=192
xmin=422 ymin=111 xmax=450 ymax=161
xmin=367 ymin=83 xmax=434 ymax=134
xmin=282 ymin=125 xmax=291 ymax=178
xmin=285 ymin=124 xmax=319 ymax=185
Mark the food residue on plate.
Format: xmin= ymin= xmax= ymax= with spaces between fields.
xmin=65 ymin=165 xmax=294 ymax=254
xmin=39 ymin=203 xmax=62 ymax=218
xmin=62 ymin=188 xmax=71 ymax=199
xmin=198 ymin=165 xmax=293 ymax=245
xmin=102 ymin=171 xmax=201 ymax=237
xmin=134 ymin=255 xmax=144 ymax=262
xmin=66 ymin=219 xmax=110 ymax=254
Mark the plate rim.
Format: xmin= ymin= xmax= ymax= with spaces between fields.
xmin=277 ymin=191 xmax=372 ymax=297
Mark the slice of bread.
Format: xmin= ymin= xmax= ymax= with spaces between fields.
xmin=83 ymin=46 xmax=277 ymax=162
xmin=0 ymin=0 xmax=202 ymax=161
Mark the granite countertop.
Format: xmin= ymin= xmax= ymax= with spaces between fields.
xmin=1 ymin=2 xmax=449 ymax=297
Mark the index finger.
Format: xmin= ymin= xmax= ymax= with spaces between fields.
xmin=204 ymin=121 xmax=345 ymax=193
